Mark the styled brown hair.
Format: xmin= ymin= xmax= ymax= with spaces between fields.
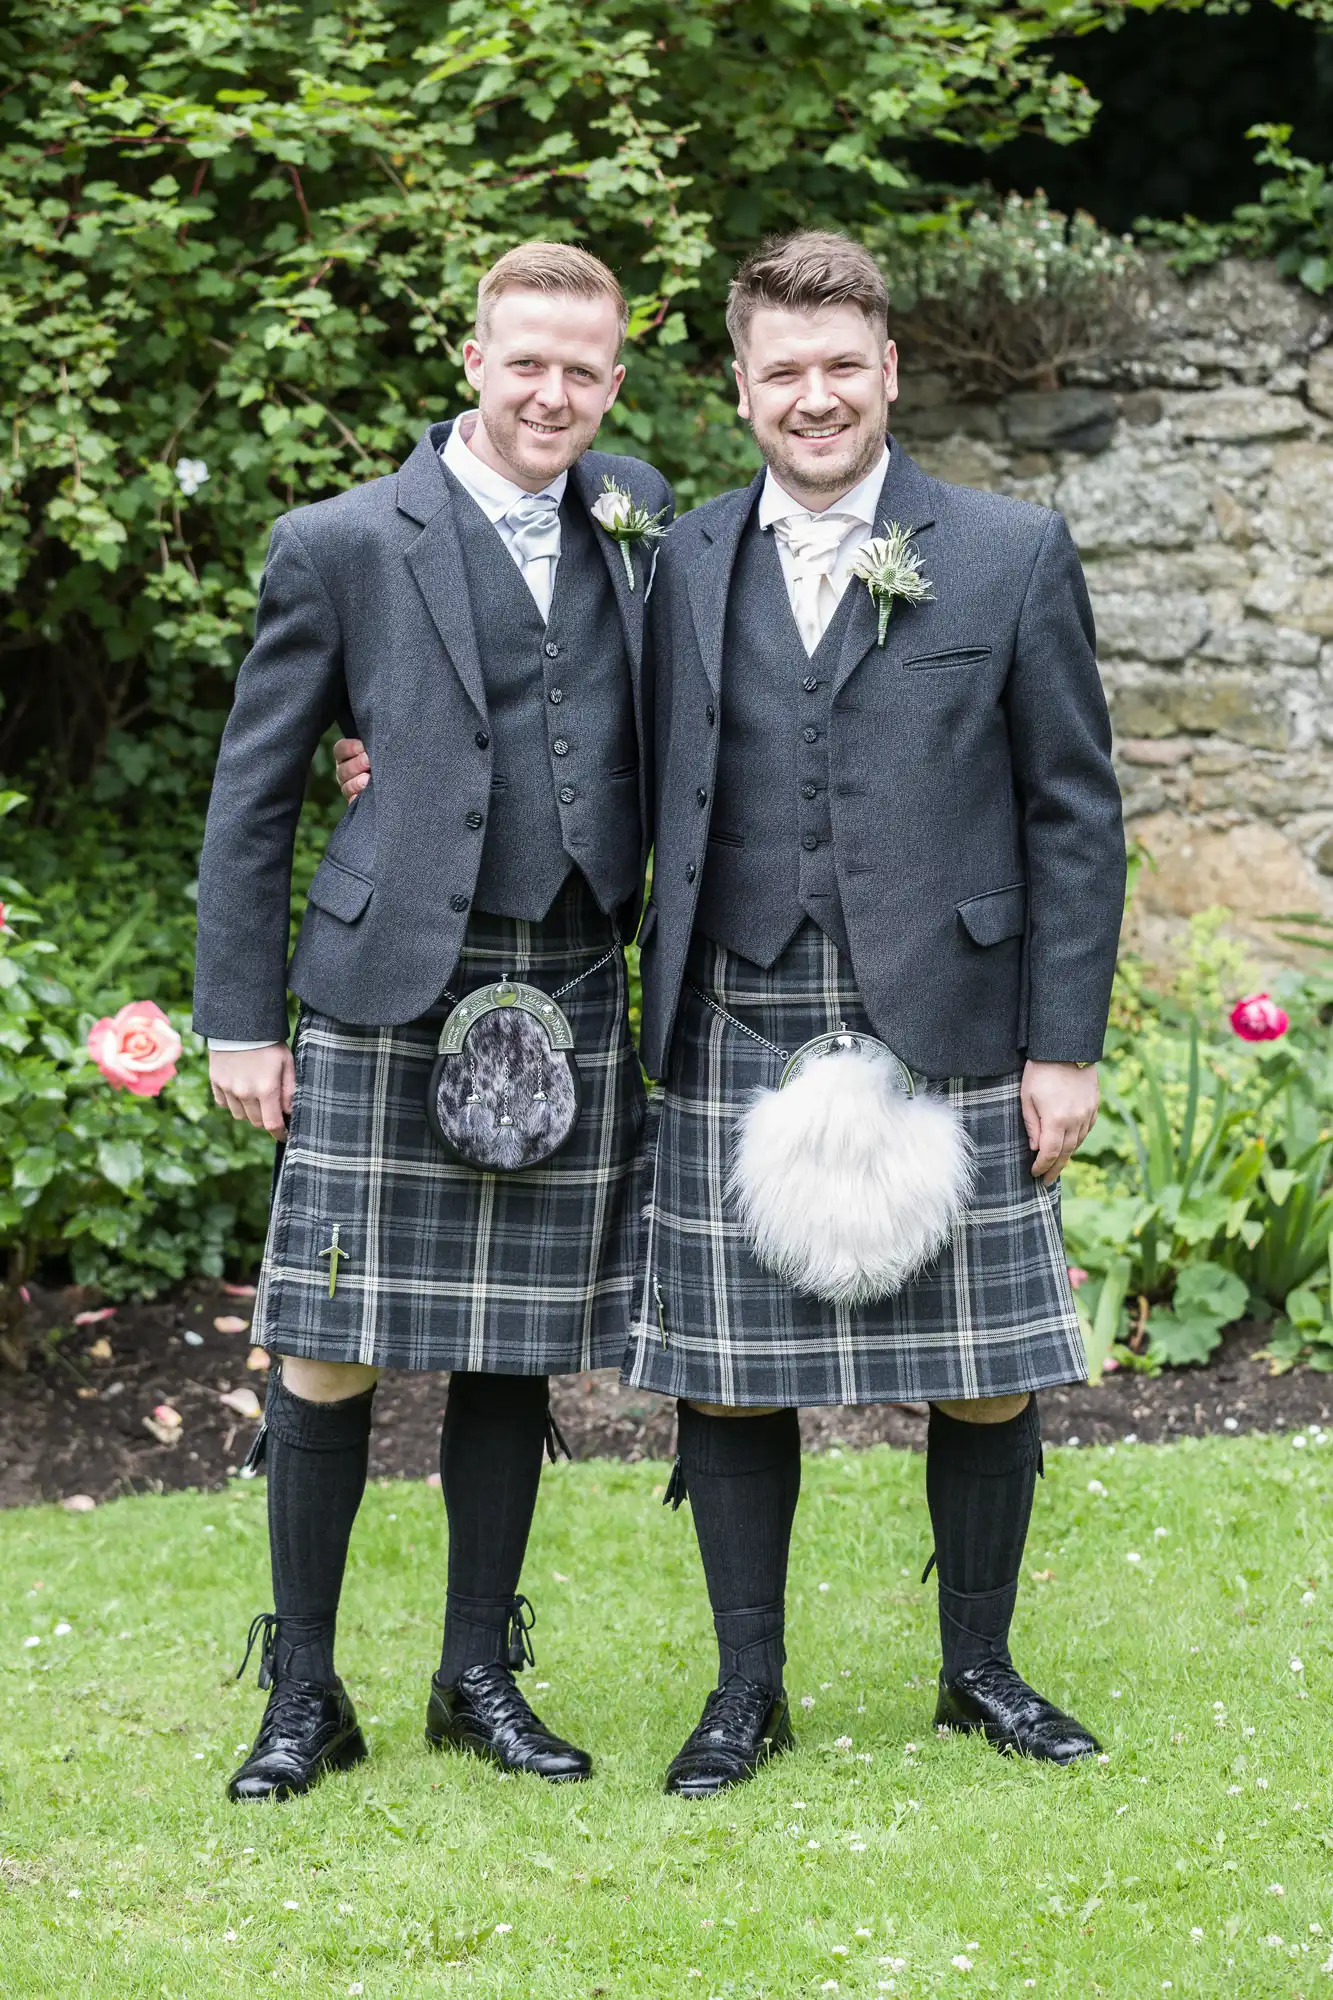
xmin=475 ymin=242 xmax=628 ymax=344
xmin=726 ymin=230 xmax=889 ymax=356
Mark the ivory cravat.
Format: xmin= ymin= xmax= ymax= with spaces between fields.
xmin=771 ymin=511 xmax=861 ymax=654
xmin=503 ymin=491 xmax=563 ymax=617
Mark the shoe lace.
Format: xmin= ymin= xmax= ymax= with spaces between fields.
xmin=461 ymin=1661 xmax=545 ymax=1735
xmin=236 ymin=1611 xmax=278 ymax=1688
xmin=695 ymin=1677 xmax=774 ymax=1751
xmin=506 ymin=1594 xmax=536 ymax=1671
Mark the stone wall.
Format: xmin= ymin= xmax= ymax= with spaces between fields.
xmin=891 ymin=259 xmax=1333 ymax=973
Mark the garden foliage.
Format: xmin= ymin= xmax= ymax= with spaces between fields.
xmin=1140 ymin=122 xmax=1333 ymax=295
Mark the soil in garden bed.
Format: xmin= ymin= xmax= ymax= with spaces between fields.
xmin=2 ymin=1280 xmax=1330 ymax=1510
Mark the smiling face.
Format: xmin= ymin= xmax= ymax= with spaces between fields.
xmin=462 ymin=288 xmax=626 ymax=491
xmin=734 ymin=303 xmax=898 ymax=511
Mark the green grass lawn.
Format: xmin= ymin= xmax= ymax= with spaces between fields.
xmin=1 ymin=1436 xmax=1330 ymax=1999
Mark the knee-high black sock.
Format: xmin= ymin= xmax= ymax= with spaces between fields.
xmin=676 ymin=1402 xmax=801 ymax=1694
xmin=438 ymin=1371 xmax=551 ymax=1684
xmin=926 ymin=1397 xmax=1042 ymax=1682
xmin=265 ymin=1374 xmax=375 ymax=1688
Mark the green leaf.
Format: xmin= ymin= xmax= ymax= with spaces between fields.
xmin=96 ymin=1138 xmax=144 ymax=1191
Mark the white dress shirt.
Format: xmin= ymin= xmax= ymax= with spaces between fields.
xmin=759 ymin=446 xmax=890 ymax=654
xmin=441 ymin=411 xmax=566 ymax=618
xmin=209 ymin=417 xmax=569 ymax=1053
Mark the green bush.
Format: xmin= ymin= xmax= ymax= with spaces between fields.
xmin=1139 ymin=123 xmax=1333 ymax=295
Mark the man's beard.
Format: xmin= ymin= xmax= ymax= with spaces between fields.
xmin=482 ymin=401 xmax=597 ymax=481
xmin=752 ymin=411 xmax=888 ymax=501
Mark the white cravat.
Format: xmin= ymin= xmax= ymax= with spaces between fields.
xmin=441 ymin=414 xmax=566 ymax=617
xmin=759 ymin=447 xmax=890 ymax=655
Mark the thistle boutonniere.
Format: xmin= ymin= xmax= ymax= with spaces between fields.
xmin=589 ymin=476 xmax=669 ymax=592
xmin=849 ymin=520 xmax=934 ymax=646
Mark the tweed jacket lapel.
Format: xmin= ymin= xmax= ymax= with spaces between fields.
xmin=832 ymin=441 xmax=939 ymax=698
xmin=397 ymin=421 xmax=489 ymax=722
xmin=570 ymin=453 xmax=647 ymax=676
xmin=686 ymin=472 xmax=764 ymax=697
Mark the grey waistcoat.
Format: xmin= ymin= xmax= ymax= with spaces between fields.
xmin=448 ymin=475 xmax=640 ymax=922
xmin=693 ymin=510 xmax=856 ymax=964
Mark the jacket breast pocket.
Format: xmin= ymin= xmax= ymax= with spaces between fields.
xmin=307 ymin=854 xmax=374 ymax=925
xmin=957 ymin=882 xmax=1026 ymax=947
xmin=903 ymin=646 xmax=992 ymax=672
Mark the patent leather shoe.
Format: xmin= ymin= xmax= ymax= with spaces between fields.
xmin=425 ymin=1663 xmax=591 ymax=1782
xmin=935 ymin=1660 xmax=1101 ymax=1764
xmin=664 ymin=1677 xmax=794 ymax=1798
xmin=227 ymin=1679 xmax=367 ymax=1802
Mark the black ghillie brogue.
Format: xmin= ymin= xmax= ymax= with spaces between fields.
xmin=934 ymin=1659 xmax=1101 ymax=1765
xmin=664 ymin=1677 xmax=794 ymax=1798
xmin=425 ymin=1662 xmax=592 ymax=1782
xmin=226 ymin=1615 xmax=367 ymax=1803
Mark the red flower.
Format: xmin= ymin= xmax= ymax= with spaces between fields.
xmin=1067 ymin=1265 xmax=1090 ymax=1289
xmin=87 ymin=1001 xmax=182 ymax=1096
xmin=1229 ymin=993 xmax=1289 ymax=1043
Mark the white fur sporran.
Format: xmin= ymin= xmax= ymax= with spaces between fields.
xmin=726 ymin=1031 xmax=975 ymax=1306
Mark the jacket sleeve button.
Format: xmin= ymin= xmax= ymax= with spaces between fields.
xmin=466 ymin=810 xmax=484 ymax=829
xmin=450 ymin=893 xmax=470 ymax=913
xmin=685 ymin=862 xmax=696 ymax=883
xmin=705 ymin=705 xmax=716 ymax=725
xmin=696 ymin=787 xmax=707 ymax=807
xmin=475 ymin=730 xmax=490 ymax=749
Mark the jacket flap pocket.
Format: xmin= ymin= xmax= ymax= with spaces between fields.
xmin=904 ymin=646 xmax=991 ymax=671
xmin=307 ymin=855 xmax=374 ymax=924
xmin=957 ymin=883 xmax=1027 ymax=946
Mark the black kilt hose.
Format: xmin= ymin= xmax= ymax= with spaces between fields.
xmin=253 ymin=875 xmax=645 ymax=1373
xmin=623 ymin=921 xmax=1088 ymax=1409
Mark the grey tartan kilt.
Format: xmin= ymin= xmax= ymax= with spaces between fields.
xmin=252 ymin=876 xmax=645 ymax=1374
xmin=622 ymin=921 xmax=1087 ymax=1408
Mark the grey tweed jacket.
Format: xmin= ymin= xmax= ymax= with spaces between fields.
xmin=638 ymin=441 xmax=1126 ymax=1081
xmin=193 ymin=424 xmax=670 ymax=1043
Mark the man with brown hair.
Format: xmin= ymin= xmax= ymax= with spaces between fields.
xmin=628 ymin=230 xmax=1124 ymax=1793
xmin=196 ymin=242 xmax=669 ymax=1800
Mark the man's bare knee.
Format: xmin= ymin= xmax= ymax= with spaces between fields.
xmin=686 ymin=1401 xmax=781 ymax=1419
xmin=933 ymin=1392 xmax=1031 ymax=1425
xmin=278 ymin=1355 xmax=380 ymax=1403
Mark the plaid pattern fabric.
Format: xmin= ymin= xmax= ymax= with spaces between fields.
xmin=253 ymin=876 xmax=645 ymax=1373
xmin=623 ymin=921 xmax=1087 ymax=1408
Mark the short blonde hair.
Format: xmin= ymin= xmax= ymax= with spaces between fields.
xmin=726 ymin=231 xmax=889 ymax=357
xmin=475 ymin=242 xmax=628 ymax=344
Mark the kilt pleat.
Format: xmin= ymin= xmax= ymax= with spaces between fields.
xmin=623 ymin=921 xmax=1088 ymax=1407
xmin=253 ymin=875 xmax=645 ymax=1373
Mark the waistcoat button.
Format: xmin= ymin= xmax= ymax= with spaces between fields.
xmin=802 ymin=675 xmax=819 ymax=693
xmin=802 ymin=726 xmax=818 ymax=744
xmin=559 ymin=785 xmax=576 ymax=805
xmin=685 ymin=862 xmax=697 ymax=883
xmin=696 ymin=787 xmax=707 ymax=807
xmin=801 ymin=783 xmax=817 ymax=800
xmin=549 ymin=688 xmax=564 ymax=704
xmin=552 ymin=739 xmax=569 ymax=757
xmin=802 ymin=835 xmax=819 ymax=852
xmin=705 ymin=705 xmax=716 ymax=725
xmin=545 ymin=640 xmax=560 ymax=658
xmin=475 ymin=730 xmax=490 ymax=749
xmin=466 ymin=810 xmax=483 ymax=829
xmin=450 ymin=893 xmax=470 ymax=912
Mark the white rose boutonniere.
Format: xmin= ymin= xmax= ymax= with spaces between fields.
xmin=590 ymin=476 xmax=668 ymax=591
xmin=849 ymin=520 xmax=934 ymax=645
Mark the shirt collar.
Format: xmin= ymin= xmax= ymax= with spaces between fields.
xmin=757 ymin=444 xmax=890 ymax=533
xmin=441 ymin=412 xmax=568 ymax=522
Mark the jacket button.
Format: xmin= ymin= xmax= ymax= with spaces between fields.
xmin=549 ymin=688 xmax=564 ymax=704
xmin=475 ymin=730 xmax=490 ymax=749
xmin=545 ymin=640 xmax=560 ymax=658
xmin=552 ymin=738 xmax=569 ymax=757
xmin=466 ymin=810 xmax=483 ymax=829
xmin=801 ymin=783 xmax=817 ymax=800
xmin=450 ymin=893 xmax=470 ymax=912
xmin=802 ymin=835 xmax=819 ymax=852
xmin=803 ymin=675 xmax=819 ymax=694
xmin=696 ymin=787 xmax=707 ymax=807
xmin=559 ymin=785 xmax=576 ymax=805
xmin=802 ymin=726 xmax=818 ymax=744
xmin=705 ymin=705 xmax=715 ymax=725
xmin=685 ymin=862 xmax=696 ymax=883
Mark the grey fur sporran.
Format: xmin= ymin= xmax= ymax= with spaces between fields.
xmin=427 ymin=978 xmax=583 ymax=1173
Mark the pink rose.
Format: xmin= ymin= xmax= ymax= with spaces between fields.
xmin=0 ymin=900 xmax=9 ymax=933
xmin=1067 ymin=1265 xmax=1090 ymax=1289
xmin=1229 ymin=993 xmax=1289 ymax=1043
xmin=87 ymin=1000 xmax=182 ymax=1096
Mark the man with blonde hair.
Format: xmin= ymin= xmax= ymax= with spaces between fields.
xmin=197 ymin=241 xmax=668 ymax=1800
